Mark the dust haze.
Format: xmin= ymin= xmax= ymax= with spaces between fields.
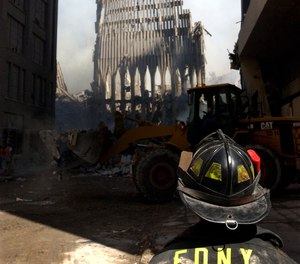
xmin=57 ymin=0 xmax=241 ymax=94
xmin=57 ymin=0 xmax=95 ymax=94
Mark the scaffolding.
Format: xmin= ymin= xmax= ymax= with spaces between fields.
xmin=92 ymin=0 xmax=205 ymax=123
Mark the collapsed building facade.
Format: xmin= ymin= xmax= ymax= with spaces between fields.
xmin=56 ymin=62 xmax=94 ymax=130
xmin=91 ymin=0 xmax=206 ymax=124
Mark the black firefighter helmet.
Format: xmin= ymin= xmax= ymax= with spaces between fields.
xmin=177 ymin=129 xmax=271 ymax=229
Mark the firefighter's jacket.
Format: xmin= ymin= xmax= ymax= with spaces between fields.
xmin=149 ymin=221 xmax=297 ymax=264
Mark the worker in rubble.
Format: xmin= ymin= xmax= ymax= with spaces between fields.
xmin=149 ymin=129 xmax=296 ymax=263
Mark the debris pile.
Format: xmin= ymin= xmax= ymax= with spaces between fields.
xmin=39 ymin=121 xmax=130 ymax=176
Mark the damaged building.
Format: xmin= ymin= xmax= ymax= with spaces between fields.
xmin=0 ymin=0 xmax=58 ymax=165
xmin=56 ymin=62 xmax=94 ymax=131
xmin=235 ymin=0 xmax=300 ymax=117
xmin=91 ymin=0 xmax=206 ymax=124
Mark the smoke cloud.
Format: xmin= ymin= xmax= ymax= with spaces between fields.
xmin=57 ymin=0 xmax=96 ymax=94
xmin=184 ymin=0 xmax=241 ymax=77
xmin=57 ymin=0 xmax=241 ymax=94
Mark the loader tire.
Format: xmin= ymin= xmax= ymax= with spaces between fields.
xmin=132 ymin=146 xmax=149 ymax=193
xmin=245 ymin=145 xmax=281 ymax=192
xmin=135 ymin=149 xmax=179 ymax=203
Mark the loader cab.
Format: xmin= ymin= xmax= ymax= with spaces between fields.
xmin=187 ymin=84 xmax=243 ymax=145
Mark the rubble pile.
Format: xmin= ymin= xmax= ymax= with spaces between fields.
xmin=55 ymin=89 xmax=94 ymax=131
xmin=64 ymin=122 xmax=113 ymax=164
xmin=39 ymin=121 xmax=117 ymax=174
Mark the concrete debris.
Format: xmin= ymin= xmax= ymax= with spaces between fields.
xmin=65 ymin=122 xmax=113 ymax=164
xmin=95 ymin=155 xmax=132 ymax=176
xmin=39 ymin=122 xmax=114 ymax=171
xmin=28 ymin=200 xmax=56 ymax=206
xmin=39 ymin=130 xmax=61 ymax=161
xmin=16 ymin=197 xmax=33 ymax=202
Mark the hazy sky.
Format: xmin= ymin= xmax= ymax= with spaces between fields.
xmin=57 ymin=0 xmax=241 ymax=93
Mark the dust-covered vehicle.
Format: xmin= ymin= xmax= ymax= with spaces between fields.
xmin=41 ymin=84 xmax=300 ymax=202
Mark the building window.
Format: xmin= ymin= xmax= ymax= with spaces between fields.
xmin=32 ymin=34 xmax=45 ymax=65
xmin=8 ymin=15 xmax=24 ymax=53
xmin=32 ymin=74 xmax=47 ymax=107
xmin=7 ymin=62 xmax=25 ymax=102
xmin=9 ymin=0 xmax=24 ymax=11
xmin=34 ymin=0 xmax=47 ymax=28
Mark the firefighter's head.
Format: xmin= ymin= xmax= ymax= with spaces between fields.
xmin=177 ymin=129 xmax=271 ymax=230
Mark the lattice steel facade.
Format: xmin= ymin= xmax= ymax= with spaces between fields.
xmin=92 ymin=0 xmax=205 ymax=123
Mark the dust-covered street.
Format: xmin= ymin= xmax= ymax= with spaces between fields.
xmin=0 ymin=169 xmax=196 ymax=264
xmin=0 ymin=169 xmax=300 ymax=264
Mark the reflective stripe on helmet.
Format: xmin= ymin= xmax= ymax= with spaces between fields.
xmin=237 ymin=165 xmax=251 ymax=183
xmin=190 ymin=158 xmax=203 ymax=177
xmin=205 ymin=162 xmax=222 ymax=181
